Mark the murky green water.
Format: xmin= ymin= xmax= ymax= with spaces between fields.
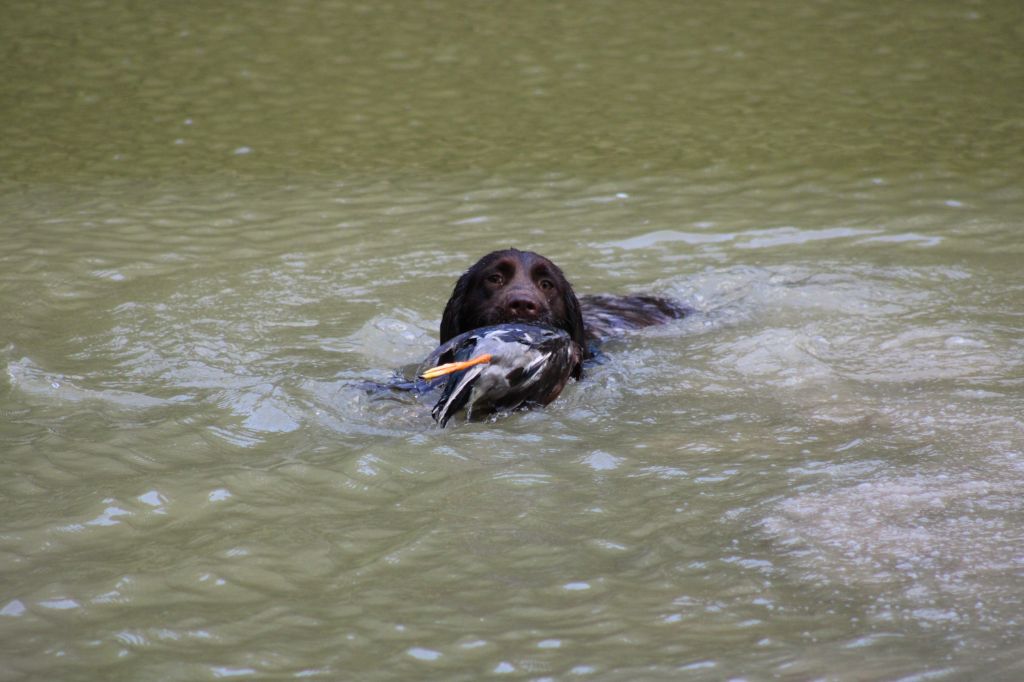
xmin=3 ymin=1 xmax=1024 ymax=680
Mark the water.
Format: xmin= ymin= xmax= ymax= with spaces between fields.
xmin=2 ymin=1 xmax=1024 ymax=680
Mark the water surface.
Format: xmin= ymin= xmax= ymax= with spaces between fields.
xmin=2 ymin=1 xmax=1023 ymax=680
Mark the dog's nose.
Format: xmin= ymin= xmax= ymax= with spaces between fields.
xmin=506 ymin=294 xmax=540 ymax=318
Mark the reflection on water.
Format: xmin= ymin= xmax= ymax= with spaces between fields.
xmin=2 ymin=0 xmax=1024 ymax=679
xmin=4 ymin=1 xmax=1024 ymax=181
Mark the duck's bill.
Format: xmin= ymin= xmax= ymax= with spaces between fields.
xmin=420 ymin=353 xmax=493 ymax=380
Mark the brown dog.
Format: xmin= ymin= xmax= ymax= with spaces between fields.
xmin=440 ymin=248 xmax=687 ymax=378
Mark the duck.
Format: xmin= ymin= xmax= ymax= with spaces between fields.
xmin=418 ymin=323 xmax=582 ymax=427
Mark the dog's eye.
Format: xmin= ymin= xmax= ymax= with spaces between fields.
xmin=486 ymin=273 xmax=504 ymax=285
xmin=539 ymin=279 xmax=554 ymax=291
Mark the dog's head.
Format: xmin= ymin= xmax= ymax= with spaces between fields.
xmin=440 ymin=249 xmax=586 ymax=362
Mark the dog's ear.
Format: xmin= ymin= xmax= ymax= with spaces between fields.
xmin=439 ymin=270 xmax=472 ymax=343
xmin=559 ymin=281 xmax=587 ymax=379
xmin=562 ymin=286 xmax=585 ymax=348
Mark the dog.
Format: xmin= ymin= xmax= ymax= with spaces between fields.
xmin=439 ymin=248 xmax=687 ymax=379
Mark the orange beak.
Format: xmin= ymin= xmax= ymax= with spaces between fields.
xmin=420 ymin=353 xmax=493 ymax=381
